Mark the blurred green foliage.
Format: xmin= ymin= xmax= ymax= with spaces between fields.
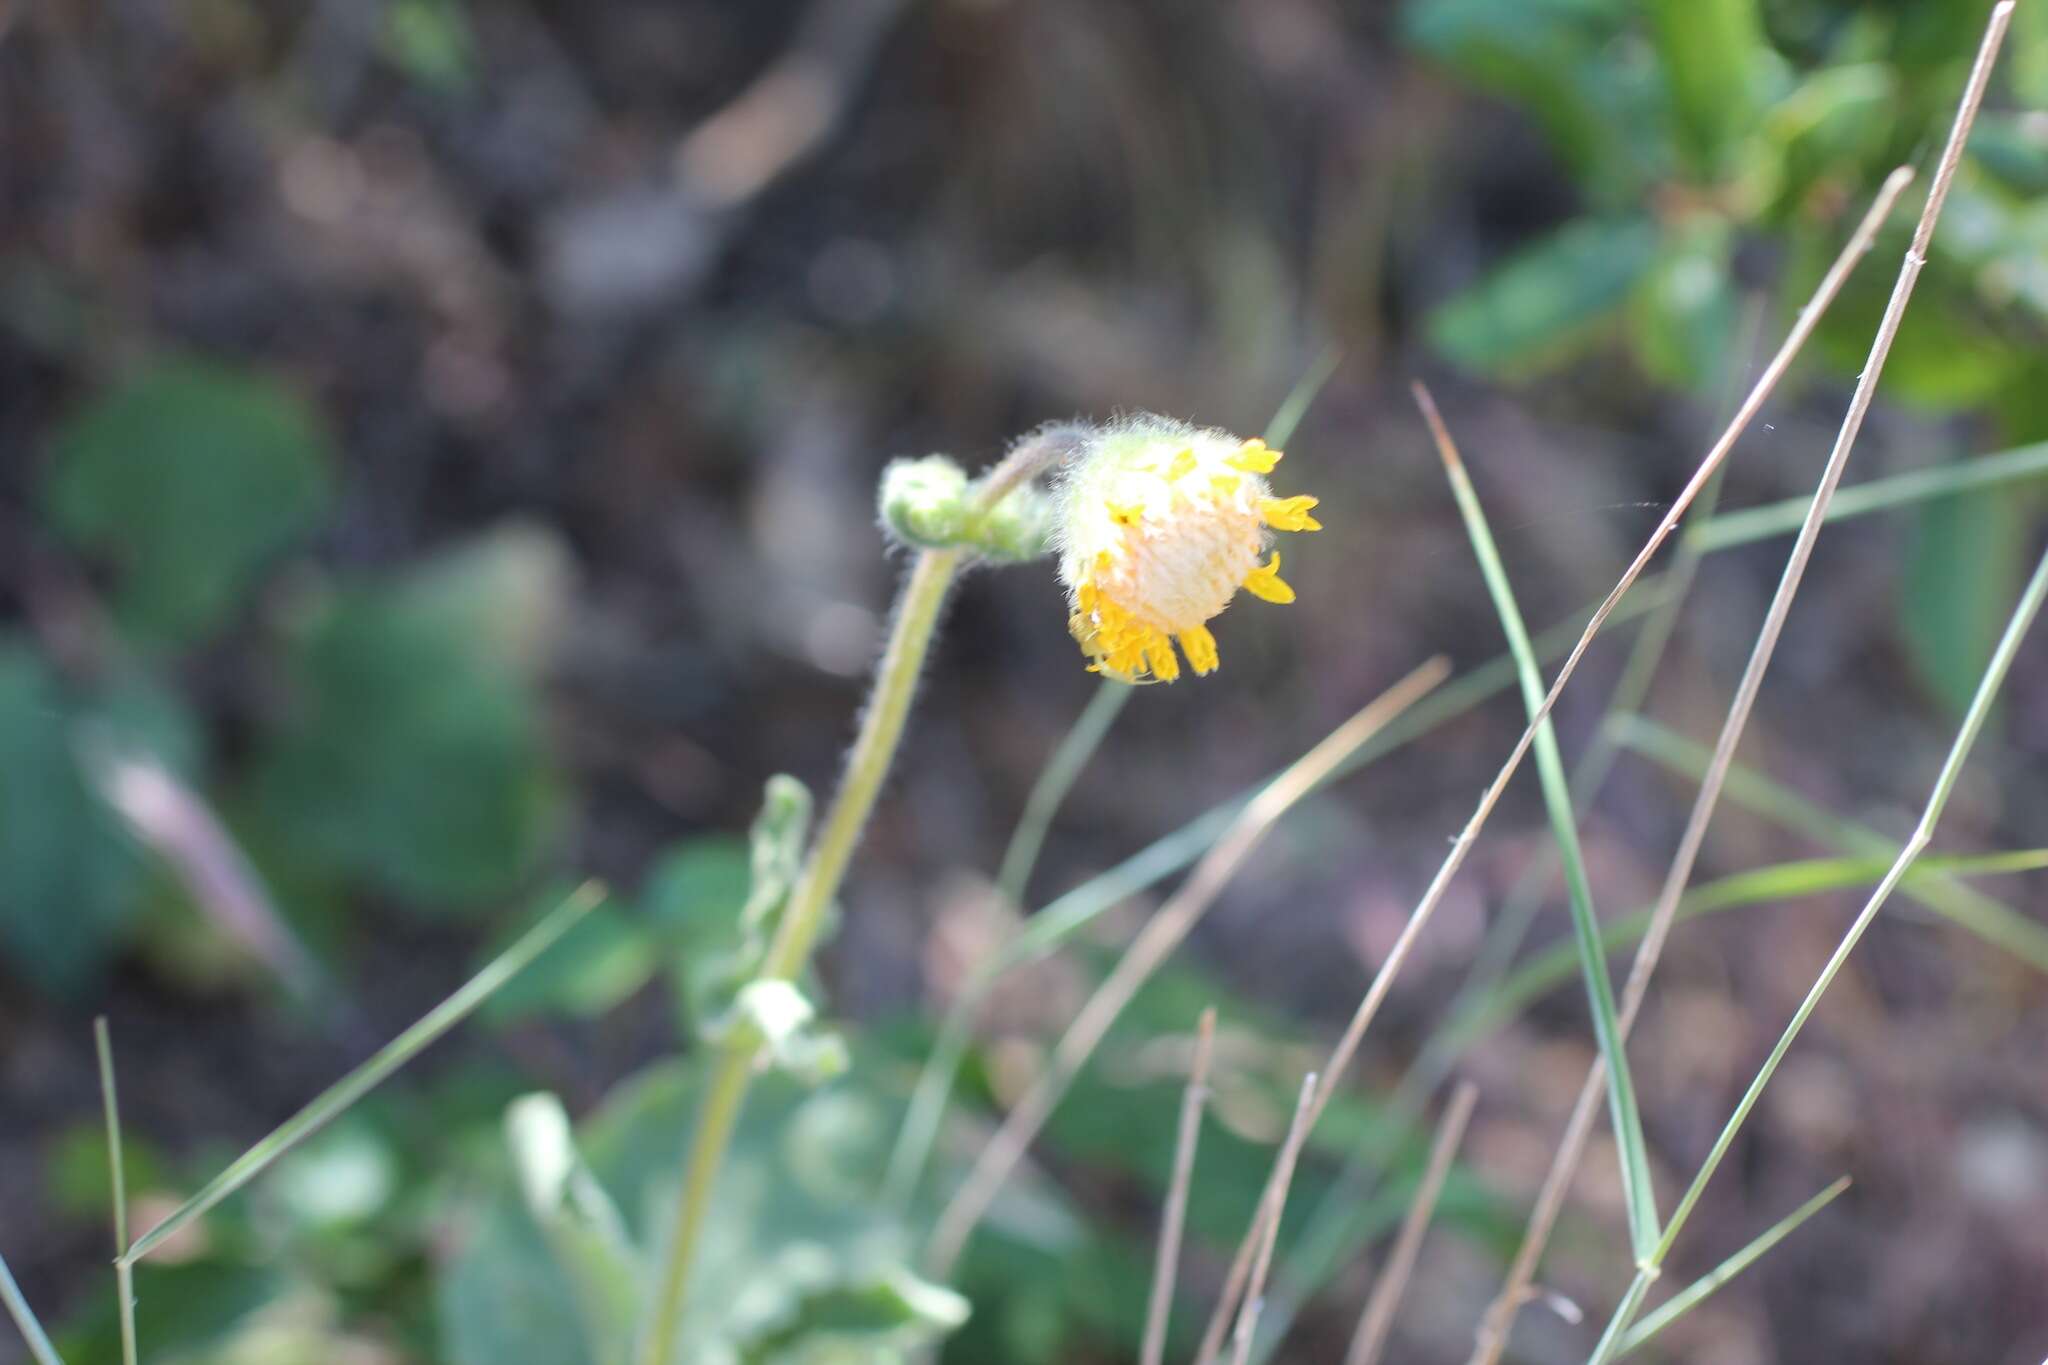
xmin=4 ymin=359 xmax=564 ymax=992
xmin=0 ymin=645 xmax=200 ymax=989
xmin=14 ymin=5 xmax=2048 ymax=1363
xmin=1408 ymin=0 xmax=2048 ymax=709
xmin=250 ymin=528 xmax=566 ymax=908
xmin=42 ymin=360 xmax=334 ymax=645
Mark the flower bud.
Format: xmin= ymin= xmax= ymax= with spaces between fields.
xmin=879 ymin=454 xmax=1055 ymax=562
xmin=879 ymin=455 xmax=971 ymax=550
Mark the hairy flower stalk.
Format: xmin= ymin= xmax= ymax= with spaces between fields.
xmin=639 ymin=416 xmax=1314 ymax=1365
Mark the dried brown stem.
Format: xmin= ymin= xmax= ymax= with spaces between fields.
xmin=1344 ymin=1081 xmax=1479 ymax=1365
xmin=1141 ymin=1008 xmax=1217 ymax=1365
xmin=1229 ymin=1071 xmax=1321 ymax=1365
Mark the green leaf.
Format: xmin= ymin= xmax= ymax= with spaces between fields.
xmin=1968 ymin=114 xmax=2048 ymax=198
xmin=2013 ymin=0 xmax=2048 ymax=106
xmin=440 ymin=1058 xmax=985 ymax=1365
xmin=0 ymin=642 xmax=201 ymax=992
xmin=252 ymin=527 xmax=568 ymax=908
xmin=1629 ymin=221 xmax=1739 ymax=388
xmin=1403 ymin=0 xmax=1657 ymax=196
xmin=42 ymin=358 xmax=334 ymax=644
xmin=1646 ymin=0 xmax=1767 ymax=178
xmin=1903 ymin=484 xmax=2032 ymax=716
xmin=1428 ymin=218 xmax=1661 ymax=376
xmin=507 ymin=1093 xmax=642 ymax=1365
xmin=660 ymin=779 xmax=816 ymax=1032
xmin=1758 ymin=64 xmax=1898 ymax=211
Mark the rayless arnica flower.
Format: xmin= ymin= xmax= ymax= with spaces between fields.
xmin=641 ymin=412 xmax=1317 ymax=1365
xmin=1055 ymin=415 xmax=1321 ymax=682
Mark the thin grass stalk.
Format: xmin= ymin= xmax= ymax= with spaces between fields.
xmin=922 ymin=657 xmax=1449 ymax=1275
xmin=1484 ymin=6 xmax=2011 ymax=1351
xmin=1613 ymin=716 xmax=2048 ymax=975
xmin=1470 ymin=156 xmax=1937 ymax=1365
xmin=995 ymin=680 xmax=1133 ymax=909
xmin=1194 ymin=144 xmax=1910 ymax=1365
xmin=1691 ymin=439 xmax=2048 ymax=553
xmin=94 ymin=1020 xmax=137 ymax=1365
xmin=1616 ymin=1177 xmax=1850 ymax=1357
xmin=1141 ymin=1009 xmax=1217 ymax=1365
xmin=0 ymin=1251 xmax=61 ymax=1365
xmin=1343 ymin=1081 xmax=1478 ymax=1365
xmin=124 ymin=881 xmax=604 ymax=1265
xmin=1418 ymin=383 xmax=1660 ymax=1257
xmin=1657 ymin=536 xmax=2048 ymax=1260
xmin=1446 ymin=849 xmax=2048 ymax=1051
xmin=1230 ymin=1072 xmax=1320 ymax=1365
xmin=1590 ymin=533 xmax=2048 ymax=1363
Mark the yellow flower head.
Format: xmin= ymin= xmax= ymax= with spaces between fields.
xmin=1055 ymin=416 xmax=1321 ymax=682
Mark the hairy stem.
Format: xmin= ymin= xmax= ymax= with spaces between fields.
xmin=640 ymin=548 xmax=962 ymax=1365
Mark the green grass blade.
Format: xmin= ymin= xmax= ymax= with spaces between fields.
xmin=1654 ymin=541 xmax=2048 ymax=1268
xmin=1447 ymin=849 xmax=2048 ymax=1054
xmin=0 ymin=1249 xmax=63 ymax=1365
xmin=1690 ymin=440 xmax=2048 ymax=553
xmin=95 ymin=1020 xmax=137 ymax=1365
xmin=995 ymin=680 xmax=1132 ymax=908
xmin=1611 ymin=714 xmax=2048 ymax=976
xmin=1419 ymin=386 xmax=1659 ymax=1259
xmin=1619 ymin=1176 xmax=1851 ymax=1356
xmin=1262 ymin=345 xmax=1343 ymax=451
xmin=122 ymin=881 xmax=605 ymax=1265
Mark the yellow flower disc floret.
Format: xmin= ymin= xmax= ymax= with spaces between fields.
xmin=1054 ymin=416 xmax=1321 ymax=682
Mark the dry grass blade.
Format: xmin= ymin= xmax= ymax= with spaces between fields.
xmin=922 ymin=655 xmax=1451 ymax=1276
xmin=1474 ymin=4 xmax=2011 ymax=1355
xmin=1141 ymin=1008 xmax=1217 ymax=1365
xmin=1344 ymin=1081 xmax=1479 ymax=1365
xmin=1230 ymin=1071 xmax=1320 ymax=1365
xmin=1191 ymin=160 xmax=1913 ymax=1365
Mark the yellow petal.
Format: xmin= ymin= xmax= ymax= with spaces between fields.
xmin=1106 ymin=499 xmax=1143 ymax=527
xmin=1242 ymin=552 xmax=1296 ymax=604
xmin=1177 ymin=624 xmax=1220 ymax=674
xmin=1226 ymin=438 xmax=1281 ymax=474
xmin=1167 ymin=446 xmax=1198 ymax=480
xmin=1210 ymin=473 xmax=1241 ymax=497
xmin=1259 ymin=494 xmax=1323 ymax=532
xmin=1144 ymin=630 xmax=1181 ymax=682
